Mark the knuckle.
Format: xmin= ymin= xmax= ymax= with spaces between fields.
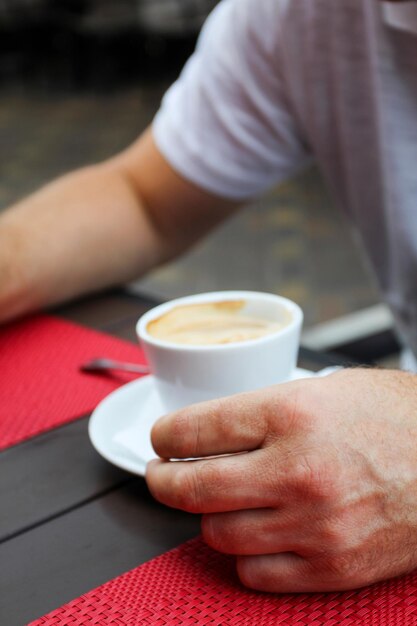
xmin=201 ymin=514 xmax=233 ymax=553
xmin=312 ymin=542 xmax=368 ymax=587
xmin=206 ymin=396 xmax=260 ymax=445
xmin=201 ymin=515 xmax=217 ymax=547
xmin=319 ymin=521 xmax=347 ymax=551
xmin=265 ymin=388 xmax=301 ymax=430
xmin=168 ymin=409 xmax=198 ymax=457
xmin=206 ymin=398 xmax=233 ymax=438
xmin=236 ymin=556 xmax=288 ymax=593
xmin=291 ymin=381 xmax=326 ymax=426
xmin=323 ymin=552 xmax=361 ymax=583
xmin=171 ymin=460 xmax=222 ymax=513
xmin=236 ymin=557 xmax=258 ymax=590
xmin=289 ymin=455 xmax=337 ymax=502
xmin=198 ymin=459 xmax=225 ymax=493
xmin=264 ymin=382 xmax=321 ymax=437
xmin=171 ymin=465 xmax=203 ymax=513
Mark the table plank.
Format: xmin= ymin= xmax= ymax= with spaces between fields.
xmin=0 ymin=417 xmax=130 ymax=543
xmin=54 ymin=288 xmax=156 ymax=331
xmin=0 ymin=481 xmax=200 ymax=626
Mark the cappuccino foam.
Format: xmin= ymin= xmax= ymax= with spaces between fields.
xmin=146 ymin=300 xmax=287 ymax=346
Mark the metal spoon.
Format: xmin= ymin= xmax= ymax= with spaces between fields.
xmin=80 ymin=358 xmax=149 ymax=375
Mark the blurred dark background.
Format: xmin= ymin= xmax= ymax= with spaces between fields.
xmin=0 ymin=0 xmax=218 ymax=89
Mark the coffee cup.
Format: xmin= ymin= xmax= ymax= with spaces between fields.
xmin=136 ymin=291 xmax=303 ymax=413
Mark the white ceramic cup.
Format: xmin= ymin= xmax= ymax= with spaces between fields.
xmin=137 ymin=291 xmax=303 ymax=413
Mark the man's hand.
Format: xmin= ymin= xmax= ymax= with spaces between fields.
xmin=146 ymin=368 xmax=417 ymax=593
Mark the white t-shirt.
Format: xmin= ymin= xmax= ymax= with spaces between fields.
xmin=153 ymin=0 xmax=417 ymax=357
xmin=383 ymin=2 xmax=417 ymax=34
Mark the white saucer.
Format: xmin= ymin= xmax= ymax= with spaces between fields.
xmin=88 ymin=368 xmax=316 ymax=476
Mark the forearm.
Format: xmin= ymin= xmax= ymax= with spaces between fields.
xmin=0 ymin=162 xmax=168 ymax=323
xmin=0 ymin=129 xmax=240 ymax=324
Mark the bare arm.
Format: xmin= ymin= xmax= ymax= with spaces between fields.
xmin=0 ymin=128 xmax=240 ymax=323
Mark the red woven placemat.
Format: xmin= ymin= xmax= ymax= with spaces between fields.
xmin=30 ymin=537 xmax=417 ymax=625
xmin=0 ymin=315 xmax=146 ymax=451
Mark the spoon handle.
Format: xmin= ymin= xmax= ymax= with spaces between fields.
xmin=81 ymin=358 xmax=149 ymax=374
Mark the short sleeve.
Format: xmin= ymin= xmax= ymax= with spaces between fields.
xmin=152 ymin=0 xmax=312 ymax=201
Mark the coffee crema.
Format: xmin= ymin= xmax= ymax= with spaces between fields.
xmin=146 ymin=300 xmax=287 ymax=346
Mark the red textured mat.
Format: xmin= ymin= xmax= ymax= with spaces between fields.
xmin=0 ymin=315 xmax=147 ymax=451
xmin=30 ymin=537 xmax=417 ymax=625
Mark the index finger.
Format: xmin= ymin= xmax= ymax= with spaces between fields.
xmin=151 ymin=381 xmax=300 ymax=459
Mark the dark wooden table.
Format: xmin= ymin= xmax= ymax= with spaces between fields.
xmin=0 ymin=290 xmax=346 ymax=626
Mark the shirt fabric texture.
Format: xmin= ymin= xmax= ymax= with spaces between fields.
xmin=153 ymin=0 xmax=417 ymax=358
xmin=383 ymin=2 xmax=417 ymax=34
